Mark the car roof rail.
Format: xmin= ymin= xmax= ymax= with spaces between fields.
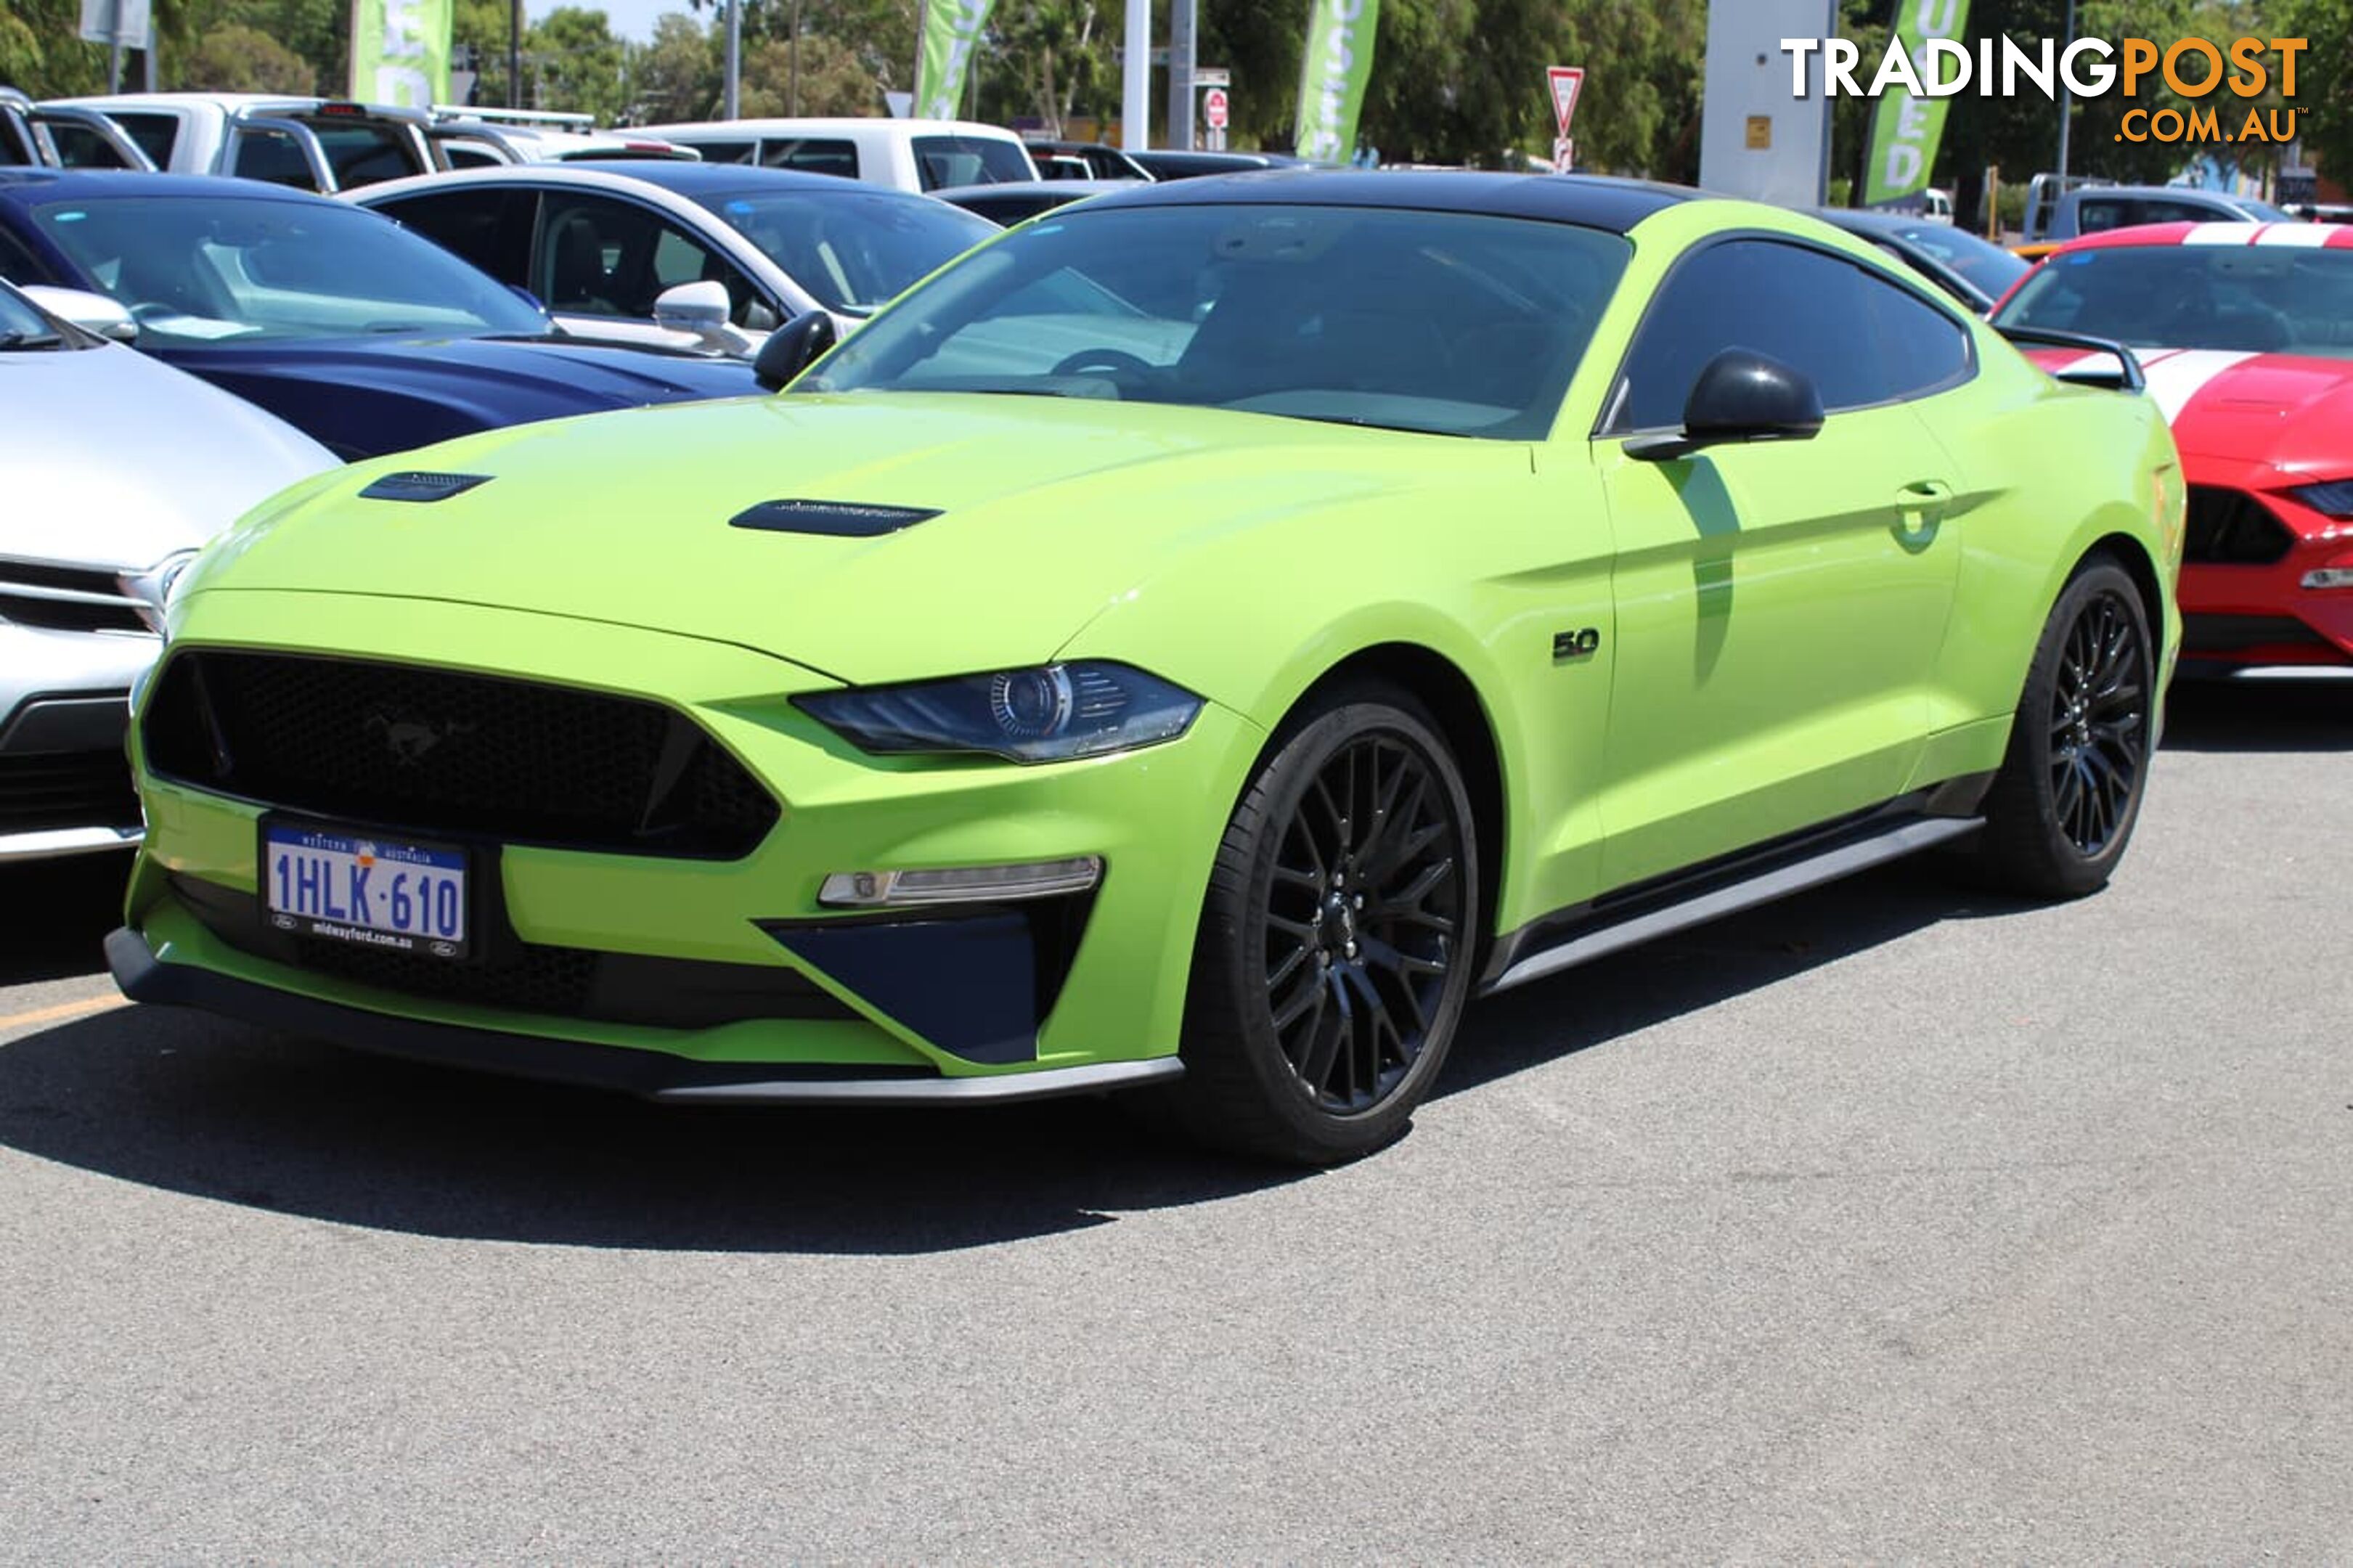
xmin=1995 ymin=324 xmax=2145 ymax=393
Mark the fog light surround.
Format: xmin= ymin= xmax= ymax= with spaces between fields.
xmin=2301 ymin=568 xmax=2353 ymax=591
xmin=819 ymin=856 xmax=1103 ymax=908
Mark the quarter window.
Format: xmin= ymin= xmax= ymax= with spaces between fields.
xmin=757 ymin=137 xmax=859 ymax=179
xmin=1610 ymin=237 xmax=1972 ymax=433
xmin=375 ymin=187 xmax=531 ymax=279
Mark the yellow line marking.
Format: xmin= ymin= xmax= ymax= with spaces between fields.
xmin=0 ymin=992 xmax=128 ymax=1032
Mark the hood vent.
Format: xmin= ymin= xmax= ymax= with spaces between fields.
xmin=730 ymin=499 xmax=940 ymax=538
xmin=359 ymin=472 xmax=494 ymax=503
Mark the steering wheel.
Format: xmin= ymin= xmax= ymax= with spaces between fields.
xmin=1051 ymin=348 xmax=1159 ymax=379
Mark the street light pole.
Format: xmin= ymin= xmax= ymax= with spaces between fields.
xmin=507 ymin=0 xmax=521 ymax=107
xmin=1121 ymin=0 xmax=1148 ymax=152
xmin=724 ymin=0 xmax=741 ymax=118
xmin=789 ymin=0 xmax=802 ymax=115
xmin=2056 ymin=0 xmax=2076 ymax=179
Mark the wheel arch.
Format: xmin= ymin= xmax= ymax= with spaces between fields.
xmin=1279 ymin=642 xmax=1509 ymax=964
xmin=2083 ymin=528 xmax=2169 ymax=648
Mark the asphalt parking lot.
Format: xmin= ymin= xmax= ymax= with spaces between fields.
xmin=1 ymin=677 xmax=2347 ymax=1561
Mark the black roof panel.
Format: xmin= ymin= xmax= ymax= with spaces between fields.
xmin=1076 ymin=169 xmax=1700 ymax=234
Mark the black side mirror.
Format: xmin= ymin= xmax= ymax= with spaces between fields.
xmin=1626 ymin=349 xmax=1826 ymax=462
xmin=754 ymin=310 xmax=838 ymax=391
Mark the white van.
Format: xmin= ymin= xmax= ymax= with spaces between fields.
xmin=629 ymin=117 xmax=1037 ymax=194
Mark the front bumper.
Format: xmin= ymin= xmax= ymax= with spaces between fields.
xmin=107 ymin=927 xmax=1182 ymax=1103
xmin=0 ymin=623 xmax=156 ymax=861
xmin=2177 ymin=471 xmax=2353 ymax=669
xmin=119 ymin=589 xmax=1257 ymax=1092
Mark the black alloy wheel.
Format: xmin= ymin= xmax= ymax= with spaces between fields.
xmin=1967 ymin=555 xmax=2157 ymax=899
xmin=1167 ymin=687 xmax=1481 ymax=1164
xmin=1262 ymin=732 xmax=1464 ymax=1114
xmin=2048 ymin=587 xmax=2148 ymax=857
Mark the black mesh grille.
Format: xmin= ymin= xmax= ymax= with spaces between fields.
xmin=143 ymin=652 xmax=778 ymax=859
xmin=0 ymin=751 xmax=142 ymax=832
xmin=2185 ymin=486 xmax=2293 ymax=565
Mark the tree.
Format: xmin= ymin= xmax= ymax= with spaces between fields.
xmin=531 ymin=7 xmax=628 ymax=121
xmin=184 ymin=21 xmax=314 ymax=90
xmin=740 ymin=28 xmax=879 ymax=114
xmin=2267 ymin=0 xmax=2350 ymax=190
xmin=625 ymin=10 xmax=720 ymax=123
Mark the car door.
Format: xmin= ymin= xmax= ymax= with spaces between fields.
xmin=529 ymin=189 xmax=776 ymax=330
xmin=1590 ymin=234 xmax=1974 ymax=889
xmin=367 ymin=185 xmax=538 ymax=292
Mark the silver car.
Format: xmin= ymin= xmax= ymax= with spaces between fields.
xmin=1 ymin=278 xmax=334 ymax=862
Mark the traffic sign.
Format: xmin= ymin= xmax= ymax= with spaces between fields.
xmin=1547 ymin=66 xmax=1584 ymax=136
xmin=1552 ymin=136 xmax=1574 ymax=173
xmin=1203 ymin=87 xmax=1229 ymax=132
xmin=1194 ymin=68 xmax=1230 ymax=89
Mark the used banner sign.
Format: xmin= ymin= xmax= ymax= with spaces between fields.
xmin=1293 ymin=0 xmax=1380 ymax=163
xmin=348 ymin=0 xmax=452 ymax=110
xmin=915 ymin=0 xmax=996 ymax=122
xmin=1862 ymin=0 xmax=1971 ymax=205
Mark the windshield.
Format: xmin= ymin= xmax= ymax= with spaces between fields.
xmin=693 ymin=187 xmax=996 ymax=316
xmin=1997 ymin=243 xmax=2353 ymax=359
xmin=799 ymin=203 xmax=1633 ymax=439
xmin=31 ymin=195 xmax=550 ymax=346
xmin=1887 ymin=221 xmax=2029 ymax=299
xmin=912 ymin=135 xmax=1034 ymax=191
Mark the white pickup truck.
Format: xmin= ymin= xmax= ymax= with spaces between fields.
xmin=36 ymin=92 xmax=444 ymax=192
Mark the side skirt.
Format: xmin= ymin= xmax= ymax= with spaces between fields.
xmin=1480 ymin=778 xmax=1991 ymax=997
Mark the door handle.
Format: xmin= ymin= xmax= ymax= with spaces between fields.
xmin=1893 ymin=480 xmax=1952 ymax=552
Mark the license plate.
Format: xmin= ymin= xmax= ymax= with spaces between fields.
xmin=263 ymin=821 xmax=470 ymax=960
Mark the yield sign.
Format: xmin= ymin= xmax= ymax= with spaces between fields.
xmin=1547 ymin=67 xmax=1584 ymax=136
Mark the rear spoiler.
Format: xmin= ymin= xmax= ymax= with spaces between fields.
xmin=1995 ymin=324 xmax=2145 ymax=393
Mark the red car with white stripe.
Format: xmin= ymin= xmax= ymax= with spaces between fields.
xmin=1994 ymin=221 xmax=2353 ymax=671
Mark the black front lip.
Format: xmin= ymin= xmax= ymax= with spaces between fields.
xmin=104 ymin=928 xmax=1181 ymax=1105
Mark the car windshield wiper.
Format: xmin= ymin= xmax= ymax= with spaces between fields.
xmin=1280 ymin=411 xmax=1468 ymax=438
xmin=0 ymin=329 xmax=63 ymax=350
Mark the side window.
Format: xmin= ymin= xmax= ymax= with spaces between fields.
xmin=44 ymin=121 xmax=134 ymax=168
xmin=0 ymin=111 xmax=34 ymax=166
xmin=757 ymin=136 xmax=858 ymax=179
xmin=1611 ymin=238 xmax=1970 ymax=433
xmin=229 ymin=128 xmax=318 ymax=189
xmin=537 ymin=192 xmax=759 ymax=322
xmin=692 ymin=139 xmax=756 ymax=165
xmin=109 ymin=112 xmax=179 ymax=168
xmin=375 ymin=187 xmax=531 ymax=282
xmin=2077 ymin=199 xmax=2126 ymax=234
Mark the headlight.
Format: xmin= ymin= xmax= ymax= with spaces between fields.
xmin=2291 ymin=480 xmax=2353 ymax=519
xmin=796 ymin=661 xmax=1202 ymax=763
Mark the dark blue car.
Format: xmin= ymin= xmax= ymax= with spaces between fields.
xmin=0 ymin=169 xmax=758 ymax=458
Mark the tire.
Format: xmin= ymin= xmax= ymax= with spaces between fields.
xmin=1163 ymin=685 xmax=1481 ymax=1165
xmin=1965 ymin=555 xmax=2156 ymax=899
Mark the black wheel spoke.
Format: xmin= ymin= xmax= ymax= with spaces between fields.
xmin=1255 ymin=724 xmax=1467 ymax=1117
xmin=2044 ymin=586 xmax=2149 ymax=858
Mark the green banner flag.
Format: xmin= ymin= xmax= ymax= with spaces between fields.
xmin=347 ymin=0 xmax=452 ymax=109
xmin=915 ymin=0 xmax=995 ymax=122
xmin=1293 ymin=0 xmax=1379 ymax=163
xmin=1862 ymin=0 xmax=1970 ymax=205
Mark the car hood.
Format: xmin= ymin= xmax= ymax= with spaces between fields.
xmin=192 ymin=391 xmax=1517 ymax=683
xmin=157 ymin=332 xmax=762 ymax=451
xmin=2131 ymin=350 xmax=2353 ymax=474
xmin=4 ymin=340 xmax=335 ymax=571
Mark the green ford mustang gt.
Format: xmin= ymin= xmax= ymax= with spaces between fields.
xmin=110 ymin=173 xmax=2185 ymax=1164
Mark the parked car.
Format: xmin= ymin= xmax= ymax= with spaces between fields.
xmin=2023 ymin=180 xmax=2299 ymax=244
xmin=0 ymin=169 xmax=759 ymax=457
xmin=425 ymin=107 xmax=701 ymax=168
xmin=630 ymin=117 xmax=1038 ymax=193
xmin=1125 ymin=148 xmax=1313 ymax=180
xmin=110 ymin=173 xmax=2179 ymax=1165
xmin=1021 ymin=138 xmax=1152 ymax=181
xmin=1994 ymin=220 xmax=2353 ymax=672
xmin=2 ymin=86 xmax=154 ymax=170
xmin=354 ymin=160 xmax=994 ymax=354
xmin=0 ymin=276 xmax=333 ymax=864
xmin=934 ymin=178 xmax=1130 ymax=226
xmin=1816 ymin=207 xmax=2031 ymax=314
xmin=37 ymin=93 xmax=442 ymax=192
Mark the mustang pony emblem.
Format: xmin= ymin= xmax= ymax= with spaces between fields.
xmin=366 ymin=712 xmax=475 ymax=764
